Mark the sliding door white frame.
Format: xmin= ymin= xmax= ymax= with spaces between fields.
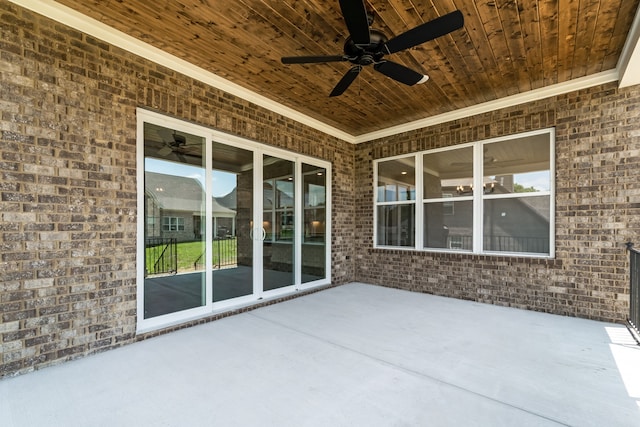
xmin=136 ymin=108 xmax=331 ymax=333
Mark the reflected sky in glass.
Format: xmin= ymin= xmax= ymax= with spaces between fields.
xmin=145 ymin=158 xmax=237 ymax=197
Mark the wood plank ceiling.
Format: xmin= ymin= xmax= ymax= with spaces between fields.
xmin=52 ymin=0 xmax=639 ymax=136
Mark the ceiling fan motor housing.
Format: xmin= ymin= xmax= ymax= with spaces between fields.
xmin=280 ymin=5 xmax=463 ymax=96
xmin=344 ymin=29 xmax=388 ymax=65
xmin=172 ymin=134 xmax=186 ymax=147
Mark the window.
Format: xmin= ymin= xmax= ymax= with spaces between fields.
xmin=482 ymin=134 xmax=552 ymax=254
xmin=423 ymin=145 xmax=473 ymax=250
xmin=374 ymin=129 xmax=554 ymax=257
xmin=162 ymin=216 xmax=185 ymax=231
xmin=375 ymin=157 xmax=415 ymax=247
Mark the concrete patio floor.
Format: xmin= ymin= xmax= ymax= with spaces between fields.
xmin=1 ymin=282 xmax=639 ymax=426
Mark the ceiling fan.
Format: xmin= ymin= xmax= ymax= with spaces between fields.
xmin=156 ymin=128 xmax=201 ymax=162
xmin=281 ymin=0 xmax=464 ymax=97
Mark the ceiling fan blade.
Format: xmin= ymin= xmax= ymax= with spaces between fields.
xmin=330 ymin=66 xmax=361 ymax=97
xmin=157 ymin=145 xmax=173 ymax=156
xmin=339 ymin=0 xmax=370 ymax=45
xmin=281 ymin=55 xmax=347 ymax=64
xmin=157 ymin=127 xmax=173 ymax=142
xmin=374 ymin=61 xmax=428 ymax=86
xmin=383 ymin=10 xmax=464 ymax=54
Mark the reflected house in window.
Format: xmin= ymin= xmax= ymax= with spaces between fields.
xmin=438 ymin=175 xmax=550 ymax=253
xmin=262 ymin=178 xmax=295 ymax=242
xmin=483 ymin=176 xmax=551 ymax=253
xmin=145 ymin=172 xmax=237 ymax=242
xmin=377 ymin=129 xmax=553 ymax=255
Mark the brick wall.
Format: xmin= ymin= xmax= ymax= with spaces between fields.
xmin=0 ymin=1 xmax=355 ymax=377
xmin=2 ymin=0 xmax=639 ymax=380
xmin=355 ymin=83 xmax=640 ymax=323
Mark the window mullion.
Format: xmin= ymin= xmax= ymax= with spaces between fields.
xmin=373 ymin=160 xmax=379 ymax=248
xmin=473 ymin=142 xmax=484 ymax=253
xmin=415 ymin=153 xmax=423 ymax=249
xmin=205 ymin=136 xmax=213 ymax=309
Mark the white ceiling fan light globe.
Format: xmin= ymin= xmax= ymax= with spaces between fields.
xmin=417 ymin=75 xmax=429 ymax=84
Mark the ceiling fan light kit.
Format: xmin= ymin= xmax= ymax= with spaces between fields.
xmin=281 ymin=0 xmax=463 ymax=96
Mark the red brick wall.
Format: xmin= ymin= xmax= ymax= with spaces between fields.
xmin=0 ymin=1 xmax=355 ymax=377
xmin=355 ymin=83 xmax=640 ymax=323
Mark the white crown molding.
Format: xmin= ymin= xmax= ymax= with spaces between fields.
xmin=353 ymin=69 xmax=620 ymax=143
xmin=9 ymin=0 xmax=356 ymax=143
xmin=618 ymin=2 xmax=640 ymax=88
xmin=8 ymin=0 xmax=634 ymax=145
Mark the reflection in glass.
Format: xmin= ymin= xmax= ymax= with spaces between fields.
xmin=263 ymin=155 xmax=295 ymax=291
xmin=376 ymin=157 xmax=415 ymax=247
xmin=424 ymin=200 xmax=472 ymax=250
xmin=377 ymin=205 xmax=415 ymax=247
xmin=377 ymin=157 xmax=415 ymax=202
xmin=302 ymin=164 xmax=326 ymax=284
xmin=211 ymin=142 xmax=253 ymax=303
xmin=484 ymin=197 xmax=550 ymax=254
xmin=483 ymin=134 xmax=551 ymax=254
xmin=143 ymin=123 xmax=206 ymax=319
xmin=422 ymin=146 xmax=473 ymax=251
xmin=424 ymin=147 xmax=473 ymax=198
xmin=263 ymin=180 xmax=273 ymax=210
xmin=483 ymin=136 xmax=550 ymax=194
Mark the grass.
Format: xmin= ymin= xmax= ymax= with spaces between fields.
xmin=146 ymin=238 xmax=238 ymax=274
xmin=175 ymin=241 xmax=206 ymax=271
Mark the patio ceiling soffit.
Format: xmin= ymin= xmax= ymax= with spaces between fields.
xmin=9 ymin=0 xmax=640 ymax=144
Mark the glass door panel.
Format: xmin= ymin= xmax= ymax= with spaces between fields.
xmin=263 ymin=155 xmax=295 ymax=291
xmin=138 ymin=110 xmax=333 ymax=334
xmin=143 ymin=123 xmax=206 ymax=319
xmin=211 ymin=142 xmax=254 ymax=302
xmin=302 ymin=164 xmax=327 ymax=283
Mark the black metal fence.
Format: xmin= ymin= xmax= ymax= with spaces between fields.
xmin=145 ymin=237 xmax=177 ymax=276
xmin=194 ymin=237 xmax=238 ymax=270
xmin=445 ymin=234 xmax=549 ymax=253
xmin=484 ymin=235 xmax=549 ymax=253
xmin=627 ymin=242 xmax=640 ymax=340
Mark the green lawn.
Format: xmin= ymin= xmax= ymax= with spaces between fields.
xmin=175 ymin=241 xmax=206 ymax=271
xmin=146 ymin=238 xmax=237 ymax=274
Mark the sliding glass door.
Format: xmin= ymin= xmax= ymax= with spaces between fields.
xmin=263 ymin=155 xmax=295 ymax=292
xmin=302 ymin=163 xmax=327 ymax=284
xmin=211 ymin=142 xmax=254 ymax=302
xmin=142 ymin=123 xmax=207 ymax=320
xmin=137 ymin=109 xmax=330 ymax=331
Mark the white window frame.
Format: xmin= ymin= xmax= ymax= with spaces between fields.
xmin=373 ymin=153 xmax=417 ymax=248
xmin=162 ymin=216 xmax=185 ymax=231
xmin=136 ymin=108 xmax=332 ymax=333
xmin=374 ymin=128 xmax=555 ymax=258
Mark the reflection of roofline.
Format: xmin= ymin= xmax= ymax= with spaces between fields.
xmin=145 ymin=171 xmax=236 ymax=216
xmin=144 ymin=189 xmax=161 ymax=205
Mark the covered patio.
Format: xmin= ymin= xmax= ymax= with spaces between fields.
xmin=1 ymin=283 xmax=638 ymax=426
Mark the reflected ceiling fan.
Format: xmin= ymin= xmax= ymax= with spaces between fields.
xmin=281 ymin=0 xmax=464 ymax=97
xmin=449 ymin=147 xmax=523 ymax=168
xmin=157 ymin=129 xmax=200 ymax=161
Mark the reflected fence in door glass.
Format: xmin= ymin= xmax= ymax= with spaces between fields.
xmin=143 ymin=122 xmax=206 ymax=318
xmin=211 ymin=142 xmax=254 ymax=303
